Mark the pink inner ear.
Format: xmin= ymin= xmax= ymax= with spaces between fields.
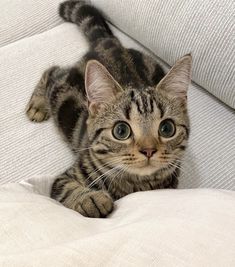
xmin=85 ymin=60 xmax=123 ymax=107
xmin=157 ymin=55 xmax=192 ymax=99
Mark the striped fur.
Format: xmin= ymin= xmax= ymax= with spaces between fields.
xmin=26 ymin=1 xmax=191 ymax=218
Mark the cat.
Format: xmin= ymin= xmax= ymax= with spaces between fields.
xmin=26 ymin=0 xmax=191 ymax=218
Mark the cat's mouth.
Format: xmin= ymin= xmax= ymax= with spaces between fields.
xmin=125 ymin=159 xmax=167 ymax=176
xmin=139 ymin=158 xmax=165 ymax=167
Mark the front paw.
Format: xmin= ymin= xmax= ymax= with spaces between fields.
xmin=77 ymin=191 xmax=114 ymax=218
xmin=26 ymin=95 xmax=50 ymax=122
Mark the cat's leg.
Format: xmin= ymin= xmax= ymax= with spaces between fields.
xmin=27 ymin=64 xmax=87 ymax=146
xmin=46 ymin=65 xmax=87 ymax=145
xmin=51 ymin=165 xmax=114 ymax=218
xmin=26 ymin=66 xmax=59 ymax=122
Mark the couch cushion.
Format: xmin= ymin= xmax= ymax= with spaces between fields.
xmin=0 ymin=20 xmax=234 ymax=190
xmin=0 ymin=0 xmax=63 ymax=47
xmin=0 ymin=24 xmax=83 ymax=184
xmin=91 ymin=0 xmax=235 ymax=109
xmin=0 ymin=180 xmax=235 ymax=266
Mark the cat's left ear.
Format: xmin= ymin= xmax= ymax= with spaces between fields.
xmin=85 ymin=60 xmax=123 ymax=115
xmin=156 ymin=54 xmax=192 ymax=101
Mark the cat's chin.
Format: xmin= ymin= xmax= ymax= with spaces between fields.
xmin=127 ymin=165 xmax=161 ymax=176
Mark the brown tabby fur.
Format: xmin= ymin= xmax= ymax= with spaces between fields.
xmin=26 ymin=0 xmax=192 ymax=218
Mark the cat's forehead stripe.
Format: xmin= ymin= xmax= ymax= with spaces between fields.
xmin=157 ymin=102 xmax=164 ymax=118
xmin=126 ymin=90 xmax=164 ymax=117
xmin=123 ymin=104 xmax=132 ymax=120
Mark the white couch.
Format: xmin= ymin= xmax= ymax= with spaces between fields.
xmin=0 ymin=0 xmax=234 ymax=266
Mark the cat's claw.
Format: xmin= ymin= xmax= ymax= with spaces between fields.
xmin=26 ymin=96 xmax=50 ymax=122
xmin=77 ymin=191 xmax=114 ymax=218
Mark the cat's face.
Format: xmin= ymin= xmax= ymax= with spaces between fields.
xmin=85 ymin=55 xmax=191 ymax=176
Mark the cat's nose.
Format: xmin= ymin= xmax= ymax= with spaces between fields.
xmin=139 ymin=148 xmax=157 ymax=158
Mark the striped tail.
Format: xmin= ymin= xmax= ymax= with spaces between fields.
xmin=59 ymin=0 xmax=114 ymax=44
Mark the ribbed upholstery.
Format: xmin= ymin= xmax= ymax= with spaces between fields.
xmin=180 ymin=84 xmax=235 ymax=189
xmin=0 ymin=0 xmax=234 ymax=190
xmin=91 ymin=0 xmax=235 ymax=109
xmin=0 ymin=0 xmax=63 ymax=47
xmin=0 ymin=20 xmax=234 ymax=189
xmin=0 ymin=2 xmax=234 ymax=265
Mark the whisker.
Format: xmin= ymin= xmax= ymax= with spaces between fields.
xmin=84 ymin=158 xmax=122 ymax=185
xmin=107 ymin=164 xmax=128 ymax=192
xmin=168 ymin=161 xmax=186 ymax=175
xmin=87 ymin=165 xmax=121 ymax=190
xmin=73 ymin=157 xmax=123 ymax=203
xmin=102 ymin=166 xmax=121 ymax=191
xmin=78 ymin=165 xmax=121 ymax=203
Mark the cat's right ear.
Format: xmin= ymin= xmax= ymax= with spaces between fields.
xmin=156 ymin=54 xmax=192 ymax=101
xmin=85 ymin=60 xmax=123 ymax=116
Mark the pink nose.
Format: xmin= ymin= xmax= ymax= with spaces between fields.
xmin=139 ymin=148 xmax=157 ymax=158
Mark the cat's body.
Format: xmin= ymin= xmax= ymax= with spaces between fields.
xmin=26 ymin=0 xmax=191 ymax=218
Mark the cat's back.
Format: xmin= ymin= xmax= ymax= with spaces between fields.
xmin=84 ymin=38 xmax=165 ymax=89
xmin=59 ymin=0 xmax=165 ymax=90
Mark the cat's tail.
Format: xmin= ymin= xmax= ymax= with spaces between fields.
xmin=59 ymin=1 xmax=114 ymax=45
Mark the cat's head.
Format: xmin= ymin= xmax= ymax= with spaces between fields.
xmin=85 ymin=54 xmax=191 ymax=176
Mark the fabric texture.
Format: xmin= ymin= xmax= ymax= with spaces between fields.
xmin=0 ymin=19 xmax=234 ymax=189
xmin=0 ymin=1 xmax=235 ymax=266
xmin=0 ymin=0 xmax=63 ymax=47
xmin=91 ymin=0 xmax=235 ymax=109
xmin=0 ymin=179 xmax=235 ymax=266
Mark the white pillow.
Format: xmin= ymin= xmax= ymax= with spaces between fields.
xmin=0 ymin=178 xmax=234 ymax=266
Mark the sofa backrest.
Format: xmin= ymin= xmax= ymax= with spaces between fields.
xmin=0 ymin=0 xmax=62 ymax=47
xmin=91 ymin=0 xmax=235 ymax=109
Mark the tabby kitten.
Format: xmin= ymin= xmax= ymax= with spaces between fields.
xmin=26 ymin=0 xmax=191 ymax=218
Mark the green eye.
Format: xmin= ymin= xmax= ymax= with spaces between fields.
xmin=112 ymin=122 xmax=131 ymax=140
xmin=159 ymin=119 xmax=176 ymax=138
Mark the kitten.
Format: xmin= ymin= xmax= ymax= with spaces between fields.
xmin=26 ymin=0 xmax=191 ymax=218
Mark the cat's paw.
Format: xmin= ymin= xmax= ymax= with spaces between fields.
xmin=78 ymin=191 xmax=114 ymax=218
xmin=26 ymin=95 xmax=50 ymax=122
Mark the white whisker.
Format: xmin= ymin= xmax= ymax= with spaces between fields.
xmin=107 ymin=164 xmax=128 ymax=192
xmin=84 ymin=158 xmax=122 ymax=184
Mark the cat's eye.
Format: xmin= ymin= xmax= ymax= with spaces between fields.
xmin=112 ymin=122 xmax=131 ymax=140
xmin=159 ymin=119 xmax=176 ymax=138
